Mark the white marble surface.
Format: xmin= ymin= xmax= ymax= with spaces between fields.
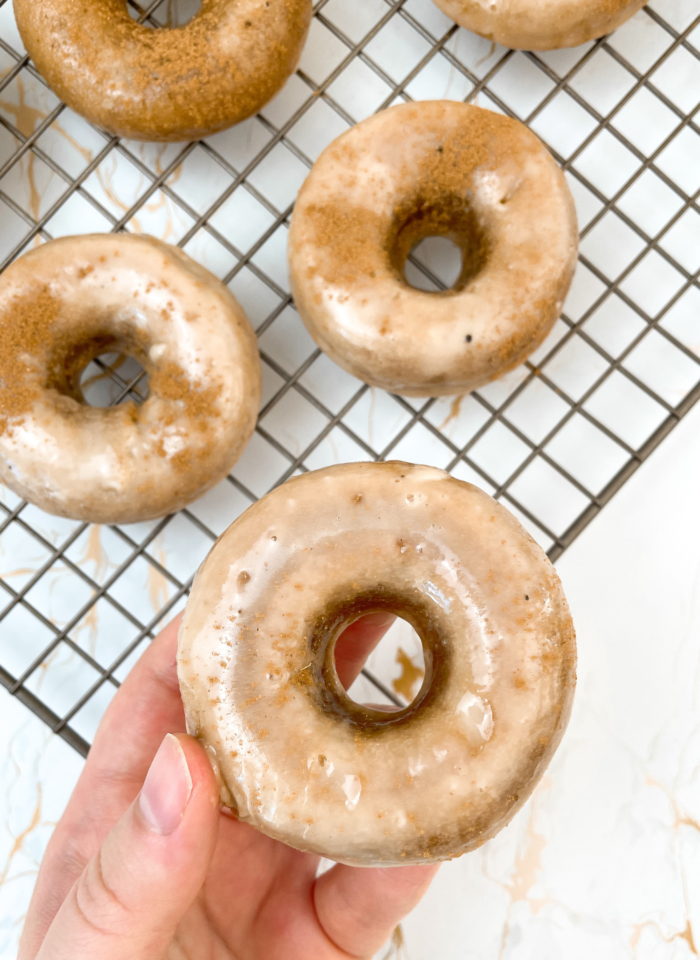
xmin=0 ymin=694 xmax=83 ymax=957
xmin=2 ymin=396 xmax=700 ymax=958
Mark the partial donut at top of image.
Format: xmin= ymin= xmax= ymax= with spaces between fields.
xmin=431 ymin=0 xmax=649 ymax=50
xmin=288 ymin=100 xmax=578 ymax=398
xmin=12 ymin=0 xmax=312 ymax=141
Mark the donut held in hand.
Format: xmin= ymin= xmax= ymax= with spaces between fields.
xmin=178 ymin=461 xmax=576 ymax=866
xmin=431 ymin=0 xmax=648 ymax=51
xmin=288 ymin=101 xmax=578 ymax=398
xmin=14 ymin=0 xmax=312 ymax=141
xmin=0 ymin=234 xmax=261 ymax=524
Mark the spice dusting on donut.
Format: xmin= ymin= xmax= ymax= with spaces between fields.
xmin=179 ymin=461 xmax=576 ymax=865
xmin=0 ymin=286 xmax=59 ymax=435
xmin=153 ymin=361 xmax=222 ymax=428
xmin=301 ymin=113 xmax=522 ymax=290
xmin=14 ymin=0 xmax=313 ymax=141
xmin=289 ymin=101 xmax=578 ymax=398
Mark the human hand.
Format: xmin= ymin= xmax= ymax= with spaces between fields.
xmin=19 ymin=612 xmax=438 ymax=959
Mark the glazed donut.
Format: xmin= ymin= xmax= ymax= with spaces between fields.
xmin=288 ymin=101 xmax=578 ymax=398
xmin=178 ymin=461 xmax=576 ymax=865
xmin=0 ymin=234 xmax=261 ymax=524
xmin=431 ymin=0 xmax=648 ymax=51
xmin=14 ymin=0 xmax=311 ymax=141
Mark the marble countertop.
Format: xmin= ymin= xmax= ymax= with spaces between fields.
xmin=2 ymin=394 xmax=700 ymax=959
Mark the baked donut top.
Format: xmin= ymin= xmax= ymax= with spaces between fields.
xmin=0 ymin=281 xmax=218 ymax=442
xmin=0 ymin=234 xmax=261 ymax=522
xmin=295 ymin=102 xmax=568 ymax=297
xmin=289 ymin=101 xmax=577 ymax=396
xmin=0 ymin=240 xmax=222 ymax=440
xmin=179 ymin=461 xmax=576 ymax=863
xmin=15 ymin=0 xmax=311 ymax=140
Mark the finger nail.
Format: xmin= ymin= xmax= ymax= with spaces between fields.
xmin=139 ymin=734 xmax=193 ymax=835
xmin=361 ymin=612 xmax=396 ymax=629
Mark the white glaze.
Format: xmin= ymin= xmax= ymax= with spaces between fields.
xmin=178 ymin=461 xmax=576 ymax=865
xmin=288 ymin=102 xmax=578 ymax=398
xmin=0 ymin=234 xmax=261 ymax=524
xmin=431 ymin=0 xmax=648 ymax=50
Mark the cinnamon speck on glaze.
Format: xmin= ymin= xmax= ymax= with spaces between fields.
xmin=0 ymin=234 xmax=261 ymax=524
xmin=178 ymin=461 xmax=576 ymax=865
xmin=288 ymin=101 xmax=578 ymax=398
xmin=14 ymin=0 xmax=312 ymax=141
xmin=433 ymin=0 xmax=648 ymax=50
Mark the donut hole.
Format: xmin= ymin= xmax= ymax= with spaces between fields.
xmin=390 ymin=197 xmax=489 ymax=293
xmin=128 ymin=0 xmax=202 ymax=28
xmin=79 ymin=352 xmax=150 ymax=407
xmin=316 ymin=591 xmax=449 ymax=728
xmin=406 ymin=237 xmax=463 ymax=292
xmin=338 ymin=615 xmax=426 ymax=710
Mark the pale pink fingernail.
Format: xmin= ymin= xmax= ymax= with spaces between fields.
xmin=139 ymin=734 xmax=193 ymax=835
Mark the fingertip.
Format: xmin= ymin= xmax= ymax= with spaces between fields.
xmin=376 ymin=862 xmax=440 ymax=897
xmin=334 ymin=612 xmax=397 ymax=689
xmin=132 ymin=734 xmax=221 ymax=884
xmin=314 ymin=859 xmax=439 ymax=957
xmin=357 ymin=612 xmax=396 ymax=632
xmin=118 ymin=610 xmax=184 ymax=701
xmin=153 ymin=611 xmax=184 ymax=655
xmin=165 ymin=610 xmax=185 ymax=635
xmin=173 ymin=733 xmax=220 ymax=811
xmin=148 ymin=611 xmax=185 ymax=665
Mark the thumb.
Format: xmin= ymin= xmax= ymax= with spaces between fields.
xmin=35 ymin=734 xmax=219 ymax=960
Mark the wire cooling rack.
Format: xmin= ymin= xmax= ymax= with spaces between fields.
xmin=0 ymin=0 xmax=699 ymax=757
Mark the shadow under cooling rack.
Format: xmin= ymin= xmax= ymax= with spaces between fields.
xmin=0 ymin=0 xmax=699 ymax=756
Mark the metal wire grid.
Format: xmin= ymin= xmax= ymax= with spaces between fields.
xmin=0 ymin=0 xmax=699 ymax=757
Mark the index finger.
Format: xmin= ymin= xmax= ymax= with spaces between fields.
xmin=334 ymin=612 xmax=396 ymax=690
